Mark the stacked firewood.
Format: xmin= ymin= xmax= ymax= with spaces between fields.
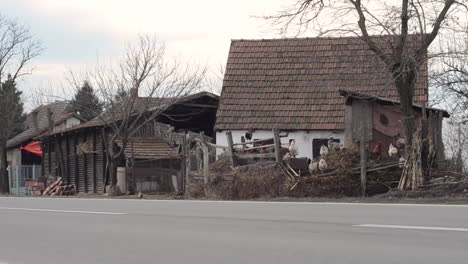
xmin=43 ymin=177 xmax=76 ymax=196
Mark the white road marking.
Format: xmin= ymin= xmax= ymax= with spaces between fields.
xmin=0 ymin=206 xmax=126 ymax=215
xmin=355 ymin=224 xmax=468 ymax=232
xmin=1 ymin=196 xmax=468 ymax=207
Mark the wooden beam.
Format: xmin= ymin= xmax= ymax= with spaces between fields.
xmin=83 ymin=133 xmax=88 ymax=193
xmin=234 ymin=152 xmax=276 ymax=159
xmin=273 ymin=129 xmax=282 ymax=163
xmin=65 ymin=136 xmax=70 ymax=184
xmin=360 ymin=133 xmax=367 ymax=197
xmin=226 ymin=132 xmax=235 ymax=166
xmin=74 ymin=133 xmax=79 ymax=192
xmin=181 ymin=103 xmax=218 ymax=109
xmin=185 ymin=132 xmax=191 ymax=195
xmin=200 ymin=133 xmax=209 ymax=196
xmin=92 ymin=132 xmax=97 ymax=193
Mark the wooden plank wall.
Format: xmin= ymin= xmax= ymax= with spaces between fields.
xmin=41 ymin=128 xmax=107 ymax=194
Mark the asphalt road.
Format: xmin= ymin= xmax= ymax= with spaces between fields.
xmin=0 ymin=197 xmax=467 ymax=264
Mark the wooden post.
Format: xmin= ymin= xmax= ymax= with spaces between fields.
xmin=74 ymin=133 xmax=79 ymax=192
xmin=225 ymin=132 xmax=235 ymax=166
xmin=200 ymin=132 xmax=209 ymax=187
xmin=360 ymin=133 xmax=367 ymax=197
xmin=185 ymin=132 xmax=191 ymax=196
xmin=131 ymin=138 xmax=135 ymax=193
xmin=83 ymin=133 xmax=88 ymax=193
xmin=92 ymin=132 xmax=97 ymax=193
xmin=181 ymin=132 xmax=186 ymax=194
xmin=65 ymin=136 xmax=70 ymax=184
xmin=272 ymin=129 xmax=282 ymax=163
xmin=272 ymin=129 xmax=282 ymax=196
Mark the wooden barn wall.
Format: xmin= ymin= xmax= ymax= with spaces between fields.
xmin=41 ymin=128 xmax=107 ymax=194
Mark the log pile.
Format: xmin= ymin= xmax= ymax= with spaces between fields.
xmin=43 ymin=177 xmax=76 ymax=196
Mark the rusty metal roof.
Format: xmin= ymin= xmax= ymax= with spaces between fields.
xmin=115 ymin=137 xmax=180 ymax=160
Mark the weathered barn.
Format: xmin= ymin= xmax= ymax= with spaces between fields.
xmin=39 ymin=92 xmax=218 ymax=194
xmin=340 ymin=90 xmax=449 ymax=161
xmin=215 ymin=36 xmax=430 ymax=159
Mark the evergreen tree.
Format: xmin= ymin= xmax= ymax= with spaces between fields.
xmin=0 ymin=74 xmax=25 ymax=193
xmin=71 ymin=81 xmax=103 ymax=121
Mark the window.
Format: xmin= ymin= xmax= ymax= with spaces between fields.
xmin=312 ymin=138 xmax=340 ymax=158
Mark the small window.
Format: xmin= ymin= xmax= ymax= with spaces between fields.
xmin=379 ymin=113 xmax=389 ymax=126
xmin=312 ymin=138 xmax=340 ymax=158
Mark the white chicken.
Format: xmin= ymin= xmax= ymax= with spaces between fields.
xmin=289 ymin=139 xmax=299 ymax=157
xmin=318 ymin=158 xmax=327 ymax=171
xmin=327 ymin=137 xmax=340 ymax=151
xmin=309 ymin=161 xmax=319 ymax=174
xmin=320 ymin=145 xmax=329 ymax=157
xmin=388 ymin=143 xmax=398 ymax=157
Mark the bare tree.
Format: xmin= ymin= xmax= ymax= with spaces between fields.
xmin=431 ymin=34 xmax=468 ymax=123
xmin=430 ymin=33 xmax=467 ymax=173
xmin=266 ymin=0 xmax=466 ymax=149
xmin=0 ymin=15 xmax=42 ymax=193
xmin=69 ymin=35 xmax=207 ymax=190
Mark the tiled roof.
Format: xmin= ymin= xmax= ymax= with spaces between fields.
xmin=115 ymin=137 xmax=180 ymax=160
xmin=7 ymin=101 xmax=74 ymax=148
xmin=215 ymin=35 xmax=428 ymax=130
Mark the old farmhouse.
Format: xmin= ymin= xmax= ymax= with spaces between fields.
xmin=215 ymin=36 xmax=447 ymax=159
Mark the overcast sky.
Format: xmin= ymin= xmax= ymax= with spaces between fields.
xmin=3 ymin=0 xmax=288 ymax=107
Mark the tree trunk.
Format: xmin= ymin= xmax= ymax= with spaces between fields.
xmin=0 ymin=142 xmax=9 ymax=194
xmin=107 ymin=136 xmax=123 ymax=187
xmin=394 ymin=68 xmax=417 ymax=152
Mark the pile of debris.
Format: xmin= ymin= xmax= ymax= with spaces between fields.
xmin=43 ymin=177 xmax=76 ymax=196
xmin=283 ymin=146 xmax=402 ymax=197
xmin=380 ymin=171 xmax=468 ymax=199
xmin=189 ymin=156 xmax=284 ymax=200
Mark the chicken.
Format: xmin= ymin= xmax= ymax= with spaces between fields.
xmin=327 ymin=137 xmax=340 ymax=151
xmin=370 ymin=142 xmax=383 ymax=160
xmin=289 ymin=139 xmax=299 ymax=157
xmin=399 ymin=156 xmax=406 ymax=168
xmin=318 ymin=158 xmax=327 ymax=171
xmin=388 ymin=143 xmax=398 ymax=157
xmin=320 ymin=145 xmax=329 ymax=157
xmin=309 ymin=161 xmax=319 ymax=174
